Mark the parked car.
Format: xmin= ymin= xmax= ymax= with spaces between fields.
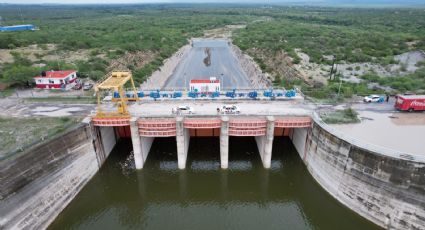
xmin=172 ymin=106 xmax=195 ymax=114
xmin=83 ymin=82 xmax=93 ymax=91
xmin=217 ymin=105 xmax=241 ymax=114
xmin=73 ymin=83 xmax=82 ymax=90
xmin=363 ymin=95 xmax=384 ymax=103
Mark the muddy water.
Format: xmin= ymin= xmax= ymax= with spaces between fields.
xmin=332 ymin=111 xmax=425 ymax=155
xmin=49 ymin=137 xmax=379 ymax=230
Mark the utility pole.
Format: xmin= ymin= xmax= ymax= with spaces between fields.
xmin=329 ymin=55 xmax=337 ymax=80
xmin=337 ymin=78 xmax=342 ymax=99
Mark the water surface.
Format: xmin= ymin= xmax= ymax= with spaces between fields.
xmin=49 ymin=137 xmax=379 ymax=230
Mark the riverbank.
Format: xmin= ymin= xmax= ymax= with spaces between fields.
xmin=0 ymin=116 xmax=78 ymax=158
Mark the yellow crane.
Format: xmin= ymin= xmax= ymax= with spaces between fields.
xmin=94 ymin=71 xmax=138 ymax=118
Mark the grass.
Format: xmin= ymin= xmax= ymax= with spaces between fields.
xmin=0 ymin=89 xmax=15 ymax=98
xmin=0 ymin=116 xmax=79 ymax=157
xmin=24 ymin=96 xmax=96 ymax=104
xmin=321 ymin=108 xmax=360 ymax=124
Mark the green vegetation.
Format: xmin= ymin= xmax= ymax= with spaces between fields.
xmin=321 ymin=108 xmax=360 ymax=124
xmin=279 ymin=76 xmax=384 ymax=102
xmin=0 ymin=88 xmax=14 ymax=98
xmin=24 ymin=96 xmax=96 ymax=104
xmin=0 ymin=116 xmax=78 ymax=157
xmin=0 ymin=5 xmax=253 ymax=85
xmin=0 ymin=52 xmax=39 ymax=85
xmin=233 ymin=8 xmax=425 ymax=65
xmin=360 ymin=69 xmax=425 ymax=93
xmin=0 ymin=5 xmax=424 ymax=97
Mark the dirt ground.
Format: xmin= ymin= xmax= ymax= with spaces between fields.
xmin=0 ymin=44 xmax=92 ymax=66
xmin=0 ymin=98 xmax=95 ymax=118
xmin=107 ymin=50 xmax=156 ymax=72
xmin=203 ymin=25 xmax=246 ymax=39
xmin=0 ymin=116 xmax=79 ymax=157
xmin=140 ymin=44 xmax=191 ymax=90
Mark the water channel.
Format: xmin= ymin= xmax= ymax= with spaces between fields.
xmin=49 ymin=137 xmax=379 ymax=230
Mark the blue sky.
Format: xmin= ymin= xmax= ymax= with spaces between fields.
xmin=1 ymin=0 xmax=423 ymax=5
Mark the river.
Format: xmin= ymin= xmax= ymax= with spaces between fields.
xmin=48 ymin=137 xmax=379 ymax=230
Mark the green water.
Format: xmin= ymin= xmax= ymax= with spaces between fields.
xmin=49 ymin=137 xmax=380 ymax=230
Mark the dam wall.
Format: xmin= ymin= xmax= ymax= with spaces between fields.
xmin=0 ymin=123 xmax=107 ymax=229
xmin=291 ymin=115 xmax=425 ymax=229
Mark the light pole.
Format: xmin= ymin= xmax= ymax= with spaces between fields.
xmin=337 ymin=78 xmax=342 ymax=99
xmin=184 ymin=73 xmax=187 ymax=91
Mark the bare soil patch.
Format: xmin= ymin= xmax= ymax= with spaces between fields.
xmin=0 ymin=44 xmax=93 ymax=67
xmin=107 ymin=50 xmax=156 ymax=72
xmin=294 ymin=49 xmax=425 ymax=84
xmin=204 ymin=25 xmax=246 ymax=38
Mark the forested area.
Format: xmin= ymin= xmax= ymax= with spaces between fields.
xmin=234 ymin=8 xmax=425 ymax=64
xmin=0 ymin=4 xmax=424 ymax=97
xmin=0 ymin=5 xmax=252 ymax=85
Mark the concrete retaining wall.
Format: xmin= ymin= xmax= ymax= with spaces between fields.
xmin=100 ymin=126 xmax=117 ymax=158
xmin=0 ymin=124 xmax=102 ymax=230
xmin=291 ymin=118 xmax=425 ymax=229
xmin=141 ymin=137 xmax=154 ymax=163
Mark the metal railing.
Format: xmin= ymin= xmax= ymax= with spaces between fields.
xmin=184 ymin=118 xmax=221 ymax=129
xmin=229 ymin=119 xmax=267 ymax=128
xmin=138 ymin=118 xmax=177 ymax=137
xmin=275 ymin=117 xmax=311 ymax=128
xmin=92 ymin=117 xmax=130 ymax=126
xmin=138 ymin=130 xmax=177 ymax=137
xmin=229 ymin=129 xmax=266 ymax=136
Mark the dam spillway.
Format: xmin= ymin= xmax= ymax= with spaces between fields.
xmin=92 ymin=115 xmax=312 ymax=170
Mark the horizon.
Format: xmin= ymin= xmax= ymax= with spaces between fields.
xmin=1 ymin=0 xmax=425 ymax=7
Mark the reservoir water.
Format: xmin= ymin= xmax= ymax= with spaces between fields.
xmin=49 ymin=137 xmax=379 ymax=230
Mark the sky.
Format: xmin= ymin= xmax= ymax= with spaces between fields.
xmin=1 ymin=0 xmax=319 ymax=3
xmin=0 ymin=0 xmax=423 ymax=5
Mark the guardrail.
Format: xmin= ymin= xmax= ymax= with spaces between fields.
xmin=184 ymin=118 xmax=221 ymax=129
xmin=137 ymin=119 xmax=177 ymax=137
xmin=92 ymin=117 xmax=130 ymax=126
xmin=275 ymin=117 xmax=311 ymax=128
xmin=312 ymin=112 xmax=425 ymax=163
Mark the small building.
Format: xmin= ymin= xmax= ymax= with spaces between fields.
xmin=0 ymin=24 xmax=36 ymax=32
xmin=189 ymin=77 xmax=220 ymax=93
xmin=33 ymin=70 xmax=78 ymax=89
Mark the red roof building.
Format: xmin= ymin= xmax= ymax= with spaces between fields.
xmin=189 ymin=77 xmax=221 ymax=93
xmin=33 ymin=70 xmax=77 ymax=89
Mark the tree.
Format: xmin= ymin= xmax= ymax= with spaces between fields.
xmin=2 ymin=66 xmax=39 ymax=86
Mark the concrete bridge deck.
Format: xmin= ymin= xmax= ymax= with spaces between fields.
xmin=127 ymin=100 xmax=313 ymax=117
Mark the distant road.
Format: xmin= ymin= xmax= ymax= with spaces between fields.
xmin=163 ymin=39 xmax=252 ymax=90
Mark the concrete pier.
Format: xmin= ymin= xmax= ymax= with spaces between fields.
xmin=130 ymin=117 xmax=144 ymax=169
xmin=220 ymin=116 xmax=229 ymax=169
xmin=176 ymin=117 xmax=190 ymax=169
xmin=255 ymin=116 xmax=275 ymax=168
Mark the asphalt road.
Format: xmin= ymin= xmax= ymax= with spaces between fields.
xmin=163 ymin=39 xmax=252 ymax=90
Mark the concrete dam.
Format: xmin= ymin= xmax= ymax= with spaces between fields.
xmin=1 ymin=40 xmax=424 ymax=229
xmin=1 ymin=107 xmax=424 ymax=229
